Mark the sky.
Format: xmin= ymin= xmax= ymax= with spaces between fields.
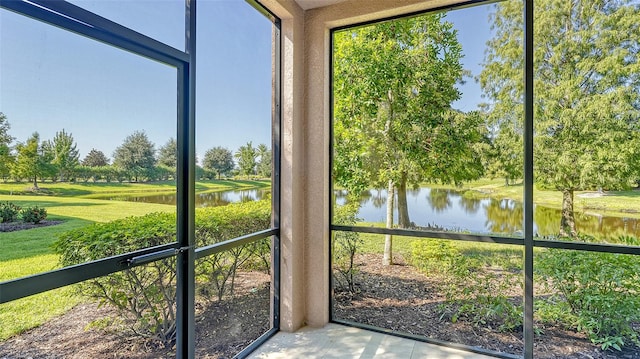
xmin=0 ymin=0 xmax=495 ymax=162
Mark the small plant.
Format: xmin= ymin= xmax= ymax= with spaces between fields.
xmin=444 ymin=268 xmax=523 ymax=332
xmin=410 ymin=238 xmax=522 ymax=332
xmin=20 ymin=206 xmax=47 ymax=224
xmin=0 ymin=202 xmax=21 ymax=223
xmin=332 ymin=200 xmax=362 ymax=292
xmin=537 ymin=235 xmax=640 ymax=351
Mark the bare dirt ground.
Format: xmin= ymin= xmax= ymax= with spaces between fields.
xmin=334 ymin=253 xmax=640 ymax=359
xmin=0 ymin=272 xmax=270 ymax=359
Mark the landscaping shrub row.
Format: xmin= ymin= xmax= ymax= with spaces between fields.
xmin=0 ymin=201 xmax=47 ymax=224
xmin=54 ymin=200 xmax=271 ymax=345
xmin=406 ymin=236 xmax=640 ymax=351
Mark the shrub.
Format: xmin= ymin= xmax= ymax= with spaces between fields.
xmin=411 ymin=239 xmax=522 ymax=332
xmin=0 ymin=202 xmax=20 ymax=223
xmin=332 ymin=201 xmax=362 ymax=292
xmin=54 ymin=200 xmax=271 ymax=345
xmin=195 ymin=200 xmax=271 ymax=301
xmin=443 ymin=267 xmax=522 ymax=332
xmin=537 ymin=236 xmax=640 ymax=351
xmin=20 ymin=206 xmax=47 ymax=224
xmin=410 ymin=239 xmax=460 ymax=274
xmin=55 ymin=212 xmax=177 ymax=344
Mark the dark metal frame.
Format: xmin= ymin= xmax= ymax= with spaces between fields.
xmin=0 ymin=1 xmax=281 ymax=358
xmin=328 ymin=1 xmax=640 ymax=359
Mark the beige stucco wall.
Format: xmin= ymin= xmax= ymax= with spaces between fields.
xmin=264 ymin=0 xmax=471 ymax=332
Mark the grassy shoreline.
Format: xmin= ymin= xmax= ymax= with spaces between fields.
xmin=427 ymin=178 xmax=640 ymax=219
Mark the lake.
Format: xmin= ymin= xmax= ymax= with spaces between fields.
xmin=336 ymin=187 xmax=640 ymax=240
xmin=106 ymin=186 xmax=640 ymax=240
xmin=102 ymin=188 xmax=270 ymax=208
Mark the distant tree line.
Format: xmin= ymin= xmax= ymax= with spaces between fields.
xmin=0 ymin=113 xmax=271 ymax=186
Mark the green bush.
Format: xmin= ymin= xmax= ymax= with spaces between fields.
xmin=195 ymin=200 xmax=271 ymax=301
xmin=410 ymin=239 xmax=460 ymax=274
xmin=20 ymin=206 xmax=47 ymax=224
xmin=0 ymin=202 xmax=21 ymax=223
xmin=332 ymin=201 xmax=362 ymax=292
xmin=411 ymin=239 xmax=522 ymax=332
xmin=537 ymin=236 xmax=640 ymax=351
xmin=54 ymin=200 xmax=271 ymax=345
xmin=444 ymin=267 xmax=522 ymax=332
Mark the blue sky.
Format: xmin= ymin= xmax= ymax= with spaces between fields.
xmin=0 ymin=1 xmax=493 ymax=162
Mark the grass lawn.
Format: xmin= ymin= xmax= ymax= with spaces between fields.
xmin=356 ymin=226 xmax=524 ymax=270
xmin=0 ymin=179 xmax=270 ymax=197
xmin=428 ymin=178 xmax=640 ymax=219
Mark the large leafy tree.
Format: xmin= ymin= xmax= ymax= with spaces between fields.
xmin=0 ymin=113 xmax=14 ymax=180
xmin=43 ymin=129 xmax=80 ymax=182
xmin=481 ymin=0 xmax=640 ymax=237
xmin=113 ymin=131 xmax=157 ymax=182
xmin=82 ymin=149 xmax=110 ymax=167
xmin=235 ymin=142 xmax=257 ymax=177
xmin=333 ymin=13 xmax=484 ymax=264
xmin=158 ymin=138 xmax=177 ymax=169
xmin=12 ymin=132 xmax=50 ymax=189
xmin=202 ymin=146 xmax=234 ymax=179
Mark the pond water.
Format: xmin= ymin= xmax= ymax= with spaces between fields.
xmin=103 ymin=188 xmax=270 ymax=208
xmin=106 ymin=186 xmax=640 ymax=240
xmin=336 ymin=187 xmax=640 ymax=240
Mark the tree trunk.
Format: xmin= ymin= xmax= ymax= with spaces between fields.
xmin=383 ymin=179 xmax=394 ymax=266
xmin=32 ymin=177 xmax=39 ymax=189
xmin=559 ymin=189 xmax=577 ymax=238
xmin=397 ymin=172 xmax=411 ymax=228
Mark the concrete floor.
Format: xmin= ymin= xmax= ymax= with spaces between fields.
xmin=247 ymin=323 xmax=498 ymax=359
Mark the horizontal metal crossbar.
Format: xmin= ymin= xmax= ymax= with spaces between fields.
xmin=195 ymin=228 xmax=279 ymax=260
xmin=0 ymin=242 xmax=179 ymax=304
xmin=331 ymin=225 xmax=640 ymax=255
xmin=331 ymin=224 xmax=524 ymax=245
xmin=0 ymin=227 xmax=280 ymax=304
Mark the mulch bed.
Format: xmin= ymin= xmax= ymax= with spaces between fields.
xmin=0 ymin=220 xmax=63 ymax=233
xmin=334 ymin=253 xmax=640 ymax=359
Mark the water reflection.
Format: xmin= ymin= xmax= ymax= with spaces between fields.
xmin=104 ymin=189 xmax=269 ymax=208
xmin=335 ymin=187 xmax=640 ymax=240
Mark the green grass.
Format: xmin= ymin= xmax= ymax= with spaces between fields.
xmin=0 ymin=287 xmax=82 ymax=341
xmin=0 ymin=179 xmax=270 ymax=197
xmin=352 ymin=220 xmax=525 ymax=272
xmin=427 ymin=178 xmax=640 ymax=219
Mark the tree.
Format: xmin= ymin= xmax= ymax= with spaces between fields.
xmin=0 ymin=113 xmax=14 ymax=181
xmin=82 ymin=149 xmax=110 ymax=167
xmin=158 ymin=138 xmax=177 ymax=169
xmin=480 ymin=0 xmax=640 ymax=237
xmin=235 ymin=142 xmax=257 ymax=177
xmin=44 ymin=129 xmax=80 ymax=182
xmin=12 ymin=133 xmax=49 ymax=189
xmin=0 ymin=112 xmax=12 ymax=146
xmin=113 ymin=131 xmax=157 ymax=182
xmin=203 ymin=146 xmax=234 ymax=179
xmin=333 ymin=13 xmax=483 ymax=264
xmin=256 ymin=143 xmax=271 ymax=178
